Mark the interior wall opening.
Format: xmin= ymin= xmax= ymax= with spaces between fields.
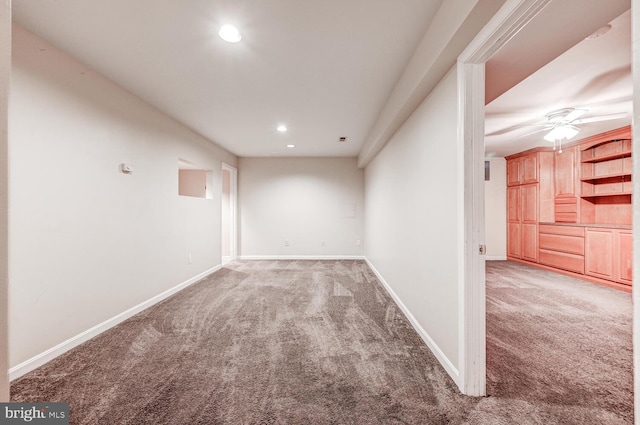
xmin=178 ymin=158 xmax=213 ymax=199
xmin=478 ymin=2 xmax=633 ymax=404
xmin=221 ymin=163 xmax=237 ymax=264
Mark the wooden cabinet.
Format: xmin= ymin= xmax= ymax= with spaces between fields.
xmin=505 ymin=126 xmax=632 ymax=291
xmin=521 ymin=223 xmax=538 ymax=262
xmin=506 ymin=152 xmax=553 ymax=264
xmin=507 ymin=152 xmax=540 ymax=186
xmin=507 ymin=158 xmax=521 ymax=186
xmin=506 ymin=183 xmax=538 ymax=262
xmin=521 ymin=153 xmax=538 ymax=184
xmin=507 ymin=222 xmax=521 ymax=258
xmin=584 ymin=227 xmax=632 ymax=286
xmin=538 ymin=224 xmax=584 ymax=274
xmin=585 ymin=228 xmax=615 ymax=280
xmin=555 ymin=147 xmax=579 ymax=197
xmin=554 ymin=146 xmax=579 ymax=222
xmin=521 ymin=184 xmax=537 ymax=223
xmin=507 ymin=186 xmax=520 ymax=222
xmin=618 ymin=230 xmax=633 ymax=285
xmin=507 ymin=186 xmax=522 ymax=259
xmin=520 ymin=183 xmax=538 ymax=262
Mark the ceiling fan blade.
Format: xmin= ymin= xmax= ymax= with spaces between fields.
xmin=485 ymin=124 xmax=549 ymax=137
xmin=573 ymin=112 xmax=628 ymax=125
xmin=565 ymin=108 xmax=588 ymax=122
xmin=518 ymin=127 xmax=551 ymax=138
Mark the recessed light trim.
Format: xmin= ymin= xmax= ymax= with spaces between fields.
xmin=286 ymin=144 xmax=295 ymax=148
xmin=277 ymin=125 xmax=287 ymax=132
xmin=219 ymin=25 xmax=241 ymax=43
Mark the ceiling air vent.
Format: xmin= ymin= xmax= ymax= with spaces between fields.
xmin=338 ymin=137 xmax=347 ymax=142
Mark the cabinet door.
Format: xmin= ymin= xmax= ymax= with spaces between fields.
xmin=507 ymin=186 xmax=520 ymax=222
xmin=520 ymin=184 xmax=538 ymax=223
xmin=617 ymin=230 xmax=633 ymax=285
xmin=521 ymin=223 xmax=538 ymax=262
xmin=538 ymin=151 xmax=555 ymax=223
xmin=521 ymin=153 xmax=538 ymax=183
xmin=507 ymin=158 xmax=521 ymax=186
xmin=507 ymin=223 xmax=521 ymax=258
xmin=585 ymin=228 xmax=614 ymax=280
xmin=554 ymin=146 xmax=578 ymax=197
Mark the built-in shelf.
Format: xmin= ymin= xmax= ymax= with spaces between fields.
xmin=581 ymin=191 xmax=632 ymax=199
xmin=581 ymin=149 xmax=632 ymax=163
xmin=580 ymin=138 xmax=633 ymax=209
xmin=580 ymin=172 xmax=632 ymax=183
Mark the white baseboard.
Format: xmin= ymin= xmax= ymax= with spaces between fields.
xmin=238 ymin=255 xmax=365 ymax=261
xmin=9 ymin=265 xmax=221 ymax=381
xmin=486 ymin=255 xmax=507 ymax=261
xmin=364 ymin=257 xmax=460 ymax=385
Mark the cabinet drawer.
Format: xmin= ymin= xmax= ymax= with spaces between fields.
xmin=555 ymin=203 xmax=577 ymax=213
xmin=554 ymin=197 xmax=578 ymax=223
xmin=555 ymin=197 xmax=577 ymax=204
xmin=539 ymin=249 xmax=585 ymax=274
xmin=539 ymin=224 xmax=584 ymax=237
xmin=555 ymin=212 xmax=578 ymax=222
xmin=539 ymin=234 xmax=584 ymax=255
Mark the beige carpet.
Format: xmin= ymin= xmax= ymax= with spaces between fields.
xmin=10 ymin=260 xmax=633 ymax=424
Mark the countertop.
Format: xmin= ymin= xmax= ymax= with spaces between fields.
xmin=539 ymin=222 xmax=632 ymax=230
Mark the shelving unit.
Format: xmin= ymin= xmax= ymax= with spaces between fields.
xmin=580 ymin=149 xmax=632 ymax=163
xmin=580 ymin=139 xmax=632 ymax=226
xmin=506 ymin=127 xmax=633 ymax=291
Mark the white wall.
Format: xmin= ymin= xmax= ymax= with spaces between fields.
xmin=364 ymin=67 xmax=460 ymax=377
xmin=9 ymin=25 xmax=237 ymax=370
xmin=0 ymin=0 xmax=9 ymax=401
xmin=239 ymin=157 xmax=364 ymax=258
xmin=484 ymin=157 xmax=506 ymax=260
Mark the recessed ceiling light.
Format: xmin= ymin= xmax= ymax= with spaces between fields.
xmin=219 ymin=25 xmax=241 ymax=43
xmin=286 ymin=144 xmax=295 ymax=148
xmin=277 ymin=125 xmax=287 ymax=132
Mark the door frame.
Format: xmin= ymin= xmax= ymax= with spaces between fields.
xmin=632 ymin=1 xmax=639 ymax=422
xmin=221 ymin=163 xmax=238 ymax=263
xmin=457 ymin=0 xmax=553 ymax=396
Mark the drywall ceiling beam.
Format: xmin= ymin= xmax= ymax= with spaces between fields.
xmin=357 ymin=0 xmax=506 ymax=168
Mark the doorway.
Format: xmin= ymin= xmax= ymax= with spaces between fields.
xmin=459 ymin=0 xmax=636 ymax=398
xmin=221 ymin=163 xmax=238 ymax=265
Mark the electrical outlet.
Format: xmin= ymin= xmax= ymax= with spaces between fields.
xmin=188 ymin=253 xmax=192 ymax=264
xmin=284 ymin=239 xmax=289 ymax=246
xmin=356 ymin=239 xmax=361 ymax=246
xmin=321 ymin=240 xmax=325 ymax=246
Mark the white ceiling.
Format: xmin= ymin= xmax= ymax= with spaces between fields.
xmin=485 ymin=4 xmax=632 ymax=157
xmin=12 ymin=0 xmax=444 ymax=158
xmin=12 ymin=1 xmax=634 ymax=160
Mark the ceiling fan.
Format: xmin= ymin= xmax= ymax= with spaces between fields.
xmin=513 ymin=107 xmax=628 ymax=152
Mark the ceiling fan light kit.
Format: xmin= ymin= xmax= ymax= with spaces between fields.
xmin=542 ymin=108 xmax=584 ymax=153
xmin=544 ymin=124 xmax=579 ymax=142
xmin=539 ymin=107 xmax=627 ymax=153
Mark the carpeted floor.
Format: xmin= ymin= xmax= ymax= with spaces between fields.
xmin=482 ymin=261 xmax=633 ymax=424
xmin=10 ymin=260 xmax=633 ymax=424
